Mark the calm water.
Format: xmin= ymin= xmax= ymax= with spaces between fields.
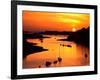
xmin=23 ymin=35 xmax=89 ymax=68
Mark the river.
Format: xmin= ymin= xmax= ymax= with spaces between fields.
xmin=23 ymin=35 xmax=89 ymax=68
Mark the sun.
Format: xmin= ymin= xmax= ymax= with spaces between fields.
xmin=72 ymin=28 xmax=76 ymax=32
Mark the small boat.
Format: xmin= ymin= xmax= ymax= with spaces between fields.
xmin=58 ymin=45 xmax=62 ymax=63
xmin=45 ymin=61 xmax=52 ymax=67
xmin=38 ymin=65 xmax=41 ymax=68
xmin=60 ymin=44 xmax=65 ymax=46
xmin=85 ymin=53 xmax=88 ymax=58
xmin=66 ymin=45 xmax=72 ymax=47
xmin=53 ymin=60 xmax=58 ymax=64
xmin=58 ymin=57 xmax=62 ymax=62
xmin=60 ymin=44 xmax=72 ymax=47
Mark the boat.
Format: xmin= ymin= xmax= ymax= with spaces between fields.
xmin=58 ymin=44 xmax=62 ymax=63
xmin=66 ymin=45 xmax=72 ymax=47
xmin=58 ymin=57 xmax=62 ymax=62
xmin=53 ymin=60 xmax=58 ymax=64
xmin=60 ymin=44 xmax=72 ymax=47
xmin=45 ymin=61 xmax=52 ymax=67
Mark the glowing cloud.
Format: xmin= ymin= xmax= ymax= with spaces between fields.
xmin=23 ymin=11 xmax=90 ymax=32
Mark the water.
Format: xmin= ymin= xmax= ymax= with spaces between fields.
xmin=23 ymin=35 xmax=89 ymax=68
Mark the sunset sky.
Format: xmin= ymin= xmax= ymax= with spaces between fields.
xmin=23 ymin=11 xmax=90 ymax=32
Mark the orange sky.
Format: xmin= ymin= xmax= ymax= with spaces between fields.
xmin=23 ymin=11 xmax=90 ymax=32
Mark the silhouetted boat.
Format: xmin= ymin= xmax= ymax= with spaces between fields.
xmin=53 ymin=60 xmax=58 ymax=64
xmin=45 ymin=61 xmax=52 ymax=67
xmin=66 ymin=45 xmax=72 ymax=47
xmin=58 ymin=44 xmax=62 ymax=63
xmin=38 ymin=65 xmax=41 ymax=68
xmin=58 ymin=57 xmax=62 ymax=62
xmin=60 ymin=44 xmax=64 ymax=46
xmin=60 ymin=44 xmax=72 ymax=47
xmin=85 ymin=53 xmax=88 ymax=58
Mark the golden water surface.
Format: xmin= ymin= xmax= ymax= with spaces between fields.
xmin=23 ymin=35 xmax=89 ymax=68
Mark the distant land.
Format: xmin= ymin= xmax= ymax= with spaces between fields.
xmin=23 ymin=27 xmax=89 ymax=58
xmin=58 ymin=27 xmax=89 ymax=47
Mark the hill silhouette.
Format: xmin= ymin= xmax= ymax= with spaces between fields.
xmin=59 ymin=27 xmax=89 ymax=47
